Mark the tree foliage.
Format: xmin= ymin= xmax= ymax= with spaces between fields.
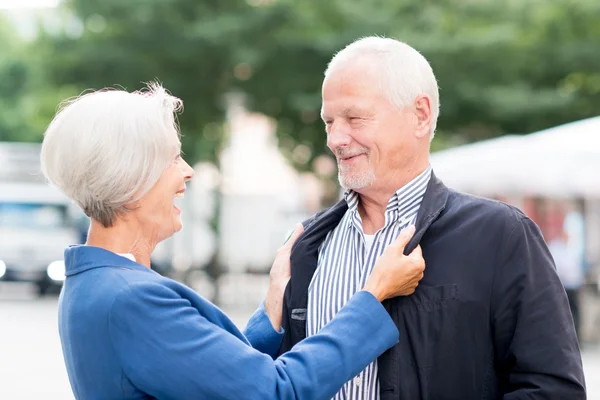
xmin=1 ymin=0 xmax=599 ymax=167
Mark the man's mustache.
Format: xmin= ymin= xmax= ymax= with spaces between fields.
xmin=334 ymin=147 xmax=369 ymax=159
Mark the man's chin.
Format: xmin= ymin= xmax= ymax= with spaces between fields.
xmin=339 ymin=173 xmax=375 ymax=190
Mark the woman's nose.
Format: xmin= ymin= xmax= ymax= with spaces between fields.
xmin=182 ymin=159 xmax=194 ymax=181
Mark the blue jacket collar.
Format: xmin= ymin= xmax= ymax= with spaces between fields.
xmin=64 ymin=245 xmax=155 ymax=277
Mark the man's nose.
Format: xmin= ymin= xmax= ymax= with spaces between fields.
xmin=327 ymin=123 xmax=352 ymax=149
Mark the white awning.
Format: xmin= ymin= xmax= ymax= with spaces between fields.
xmin=431 ymin=116 xmax=600 ymax=198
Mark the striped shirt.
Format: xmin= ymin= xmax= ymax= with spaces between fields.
xmin=306 ymin=166 xmax=432 ymax=400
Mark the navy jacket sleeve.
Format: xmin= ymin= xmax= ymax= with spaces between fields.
xmin=491 ymin=216 xmax=586 ymax=398
xmin=108 ymin=283 xmax=399 ymax=400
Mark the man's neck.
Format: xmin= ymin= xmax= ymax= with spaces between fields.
xmin=356 ymin=165 xmax=429 ymax=234
xmin=85 ymin=219 xmax=156 ymax=268
xmin=357 ymin=194 xmax=387 ymax=234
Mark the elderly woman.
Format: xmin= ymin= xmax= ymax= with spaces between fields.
xmin=41 ymin=83 xmax=425 ymax=400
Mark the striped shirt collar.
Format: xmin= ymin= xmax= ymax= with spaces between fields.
xmin=343 ymin=165 xmax=433 ymax=215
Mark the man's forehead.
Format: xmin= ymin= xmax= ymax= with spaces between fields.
xmin=323 ymin=72 xmax=383 ymax=108
xmin=321 ymin=102 xmax=372 ymax=118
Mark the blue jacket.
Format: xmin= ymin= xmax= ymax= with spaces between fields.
xmin=59 ymin=245 xmax=399 ymax=400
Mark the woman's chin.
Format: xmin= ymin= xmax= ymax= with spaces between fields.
xmin=173 ymin=217 xmax=183 ymax=233
xmin=157 ymin=218 xmax=183 ymax=243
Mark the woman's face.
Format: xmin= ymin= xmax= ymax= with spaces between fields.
xmin=132 ymin=151 xmax=194 ymax=244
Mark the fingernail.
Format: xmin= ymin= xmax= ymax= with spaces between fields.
xmin=403 ymin=225 xmax=416 ymax=233
xmin=285 ymin=230 xmax=294 ymax=243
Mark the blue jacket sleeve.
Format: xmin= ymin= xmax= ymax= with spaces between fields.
xmin=243 ymin=300 xmax=283 ymax=359
xmin=491 ymin=216 xmax=586 ymax=398
xmin=108 ymin=283 xmax=398 ymax=400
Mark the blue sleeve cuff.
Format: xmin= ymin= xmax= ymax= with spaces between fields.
xmin=243 ymin=300 xmax=284 ymax=359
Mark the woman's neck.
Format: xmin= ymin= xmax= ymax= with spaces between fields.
xmin=85 ymin=218 xmax=156 ymax=268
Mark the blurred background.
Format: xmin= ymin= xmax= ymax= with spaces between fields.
xmin=0 ymin=0 xmax=599 ymax=398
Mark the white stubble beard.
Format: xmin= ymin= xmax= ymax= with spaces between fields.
xmin=337 ymin=159 xmax=376 ymax=189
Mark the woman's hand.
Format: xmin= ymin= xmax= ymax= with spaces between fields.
xmin=265 ymin=223 xmax=304 ymax=330
xmin=363 ymin=225 xmax=425 ymax=302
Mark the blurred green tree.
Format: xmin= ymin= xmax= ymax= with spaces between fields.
xmin=0 ymin=16 xmax=36 ymax=142
xmin=4 ymin=0 xmax=600 ymax=167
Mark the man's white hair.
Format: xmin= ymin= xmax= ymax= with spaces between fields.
xmin=325 ymin=36 xmax=440 ymax=139
xmin=40 ymin=83 xmax=183 ymax=227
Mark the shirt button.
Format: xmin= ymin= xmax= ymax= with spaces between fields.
xmin=354 ymin=376 xmax=362 ymax=387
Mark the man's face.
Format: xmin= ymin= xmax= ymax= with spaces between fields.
xmin=321 ymin=60 xmax=419 ymax=192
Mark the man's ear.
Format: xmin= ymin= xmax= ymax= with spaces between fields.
xmin=413 ymin=95 xmax=432 ymax=139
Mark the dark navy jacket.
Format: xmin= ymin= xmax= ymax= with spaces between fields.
xmin=279 ymin=173 xmax=586 ymax=399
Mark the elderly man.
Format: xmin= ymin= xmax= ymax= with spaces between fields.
xmin=278 ymin=37 xmax=585 ymax=399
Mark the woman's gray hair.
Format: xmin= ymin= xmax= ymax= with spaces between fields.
xmin=40 ymin=82 xmax=183 ymax=227
xmin=325 ymin=36 xmax=440 ymax=140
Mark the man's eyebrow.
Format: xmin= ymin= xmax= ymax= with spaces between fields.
xmin=321 ymin=107 xmax=361 ymax=120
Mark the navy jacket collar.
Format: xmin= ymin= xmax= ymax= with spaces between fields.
xmin=405 ymin=172 xmax=449 ymax=253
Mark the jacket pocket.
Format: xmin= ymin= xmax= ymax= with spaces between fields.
xmin=394 ymin=284 xmax=459 ymax=369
